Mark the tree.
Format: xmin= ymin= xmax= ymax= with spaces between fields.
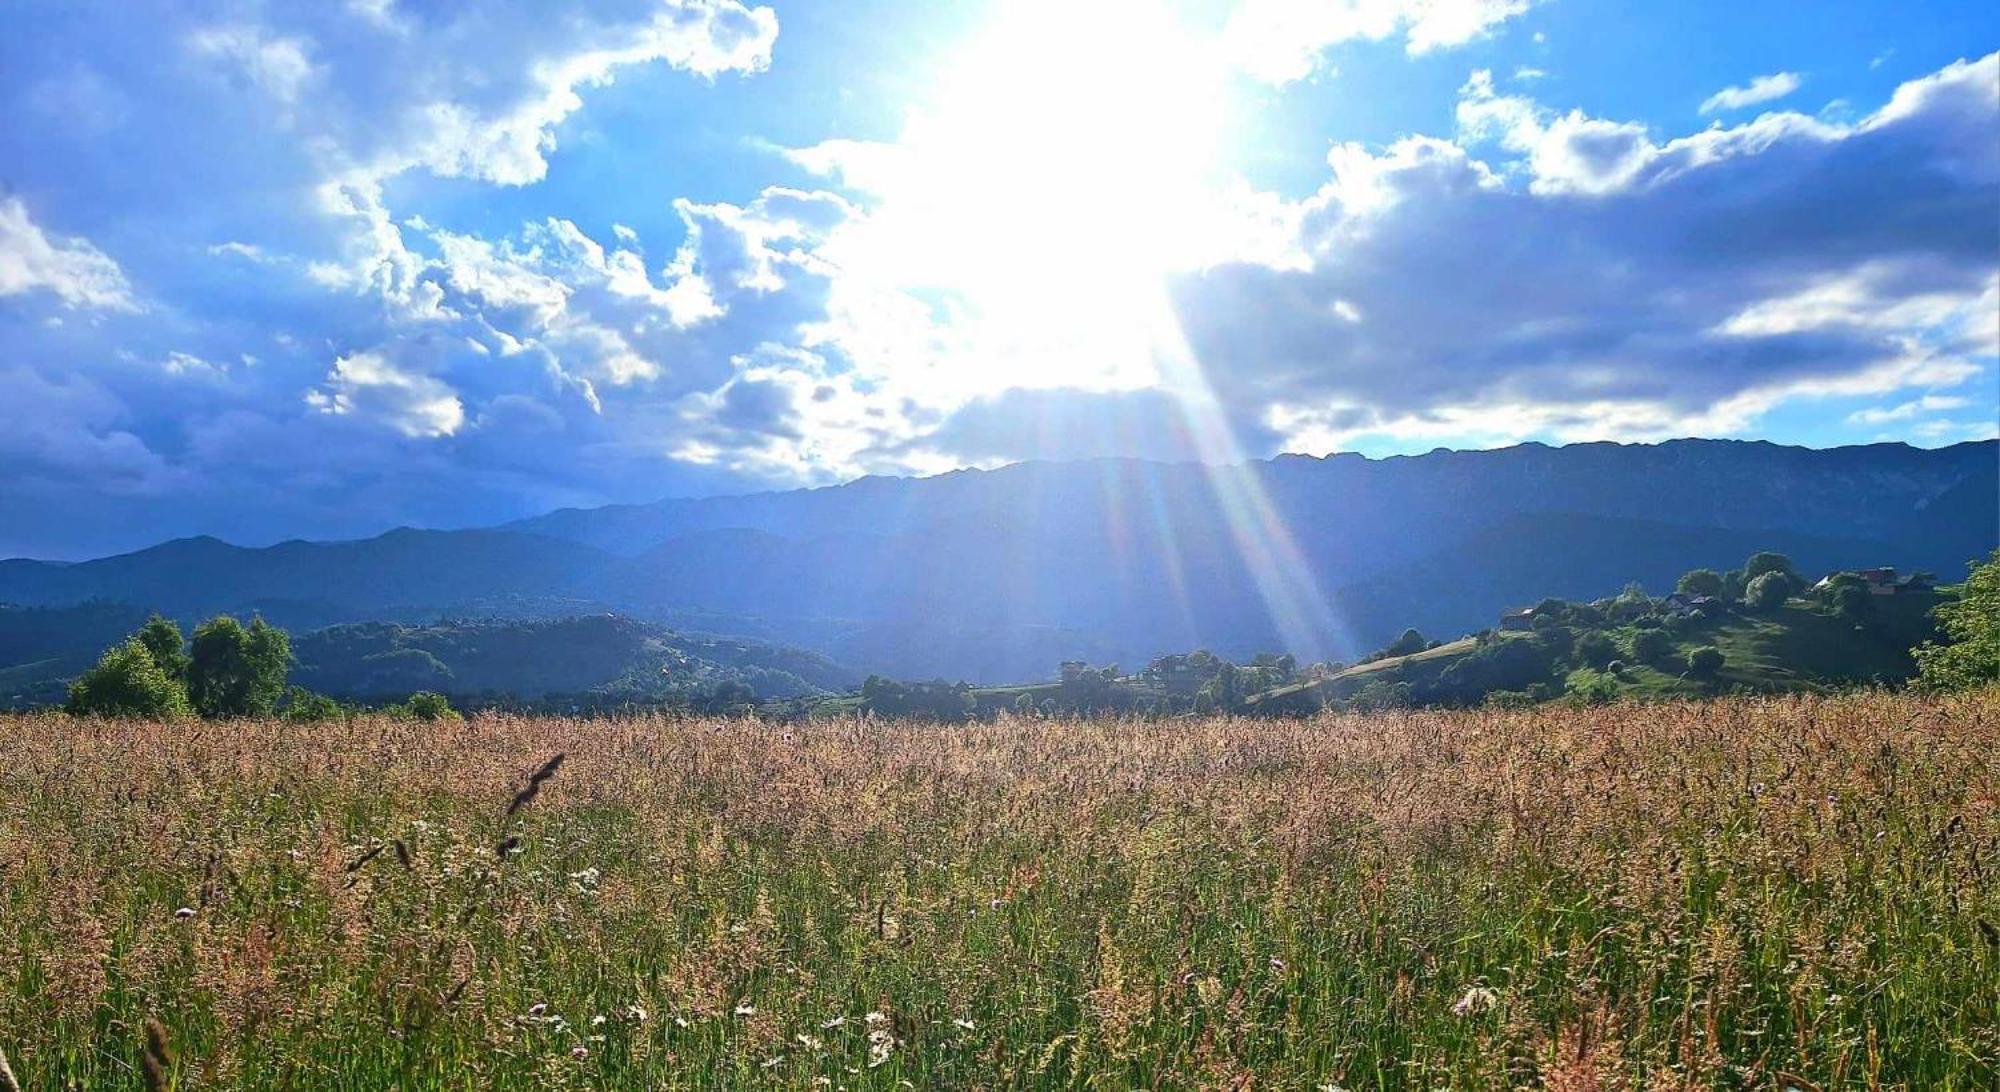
xmin=67 ymin=640 xmax=191 ymax=718
xmin=187 ymin=615 xmax=293 ymax=718
xmin=1675 ymin=569 xmax=1724 ymax=597
xmin=1745 ymin=571 xmax=1792 ymax=611
xmin=1686 ymin=645 xmax=1725 ymax=677
xmin=1817 ymin=573 xmax=1874 ymax=622
xmin=1743 ymin=552 xmax=1798 ymax=583
xmin=279 ymin=686 xmax=346 ymax=723
xmin=1628 ymin=628 xmax=1674 ymax=664
xmin=1574 ymin=631 xmax=1618 ymax=668
xmin=1914 ymin=550 xmax=2000 ymax=691
xmin=1383 ymin=628 xmax=1427 ymax=658
xmin=396 ymin=690 xmax=461 ymax=721
xmin=134 ymin=614 xmax=189 ymax=681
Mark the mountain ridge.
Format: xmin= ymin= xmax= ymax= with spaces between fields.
xmin=2 ymin=438 xmax=1992 ymax=680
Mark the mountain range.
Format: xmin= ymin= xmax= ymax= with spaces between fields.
xmin=2 ymin=438 xmax=1993 ymax=683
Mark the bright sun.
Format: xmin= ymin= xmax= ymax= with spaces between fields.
xmin=822 ymin=0 xmax=1235 ymax=393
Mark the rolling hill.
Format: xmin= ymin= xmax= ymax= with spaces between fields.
xmin=0 ymin=438 xmax=1992 ymax=682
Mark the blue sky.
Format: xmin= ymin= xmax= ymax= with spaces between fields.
xmin=1 ymin=0 xmax=1995 ymax=559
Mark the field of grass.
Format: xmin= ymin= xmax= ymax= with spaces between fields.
xmin=2 ymin=692 xmax=1996 ymax=1088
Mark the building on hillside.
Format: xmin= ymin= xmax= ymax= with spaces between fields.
xmin=1660 ymin=593 xmax=1723 ymax=616
xmin=1812 ymin=567 xmax=1933 ymax=596
xmin=1498 ymin=608 xmax=1535 ymax=631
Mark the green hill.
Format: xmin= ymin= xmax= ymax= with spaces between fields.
xmin=1253 ymin=587 xmax=1944 ymax=711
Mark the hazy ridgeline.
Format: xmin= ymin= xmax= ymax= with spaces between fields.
xmin=1 ymin=695 xmax=1995 ymax=1088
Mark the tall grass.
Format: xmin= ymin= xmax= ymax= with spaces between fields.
xmin=0 ymin=692 xmax=1994 ymax=1088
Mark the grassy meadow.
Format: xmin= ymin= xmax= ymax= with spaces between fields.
xmin=1 ymin=693 xmax=1996 ymax=1089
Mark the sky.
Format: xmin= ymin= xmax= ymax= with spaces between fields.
xmin=2 ymin=0 xmax=1996 ymax=560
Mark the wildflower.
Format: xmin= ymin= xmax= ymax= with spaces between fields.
xmin=527 ymin=1003 xmax=549 ymax=1017
xmin=570 ymin=1045 xmax=589 ymax=1060
xmin=951 ymin=1018 xmax=975 ymax=1031
xmin=624 ymin=1005 xmax=648 ymax=1023
xmin=733 ymin=1002 xmax=757 ymax=1017
xmin=1452 ymin=986 xmax=1499 ymax=1017
xmin=820 ymin=1015 xmax=847 ymax=1029
xmin=173 ymin=907 xmax=196 ymax=920
xmin=591 ymin=1015 xmax=607 ymax=1027
xmin=867 ymin=1028 xmax=896 ymax=1068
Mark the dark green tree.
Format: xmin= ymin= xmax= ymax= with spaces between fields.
xmin=1574 ymin=631 xmax=1618 ymax=668
xmin=1743 ymin=552 xmax=1798 ymax=583
xmin=1675 ymin=569 xmax=1724 ymax=597
xmin=1817 ymin=573 xmax=1874 ymax=622
xmin=188 ymin=615 xmax=293 ymax=718
xmin=134 ymin=614 xmax=189 ymax=681
xmin=66 ymin=639 xmax=191 ymax=718
xmin=1383 ymin=628 xmax=1427 ymax=658
xmin=1628 ymin=628 xmax=1675 ymax=664
xmin=1745 ymin=570 xmax=1792 ymax=611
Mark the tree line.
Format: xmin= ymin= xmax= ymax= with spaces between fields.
xmin=65 ymin=614 xmax=458 ymax=721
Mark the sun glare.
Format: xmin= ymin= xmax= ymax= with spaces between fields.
xmin=829 ymin=0 xmax=1233 ymax=392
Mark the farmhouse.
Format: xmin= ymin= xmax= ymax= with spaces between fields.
xmin=1813 ymin=567 xmax=1934 ymax=596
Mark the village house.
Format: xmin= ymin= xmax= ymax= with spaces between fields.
xmin=1813 ymin=567 xmax=1934 ymax=596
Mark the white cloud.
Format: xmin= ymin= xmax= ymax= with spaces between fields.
xmin=189 ymin=25 xmax=317 ymax=108
xmin=308 ymin=351 xmax=465 ymax=437
xmin=1847 ymin=395 xmax=1973 ymax=425
xmin=1174 ymin=53 xmax=2000 ymax=453
xmin=0 ymin=197 xmax=137 ymax=310
xmin=1699 ymin=71 xmax=1803 ymax=115
xmin=1224 ymin=0 xmax=1537 ymax=84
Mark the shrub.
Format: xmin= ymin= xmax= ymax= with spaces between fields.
xmin=1574 ymin=631 xmax=1618 ymax=668
xmin=66 ymin=640 xmax=191 ymax=719
xmin=279 ymin=686 xmax=346 ymax=723
xmin=1566 ymin=673 xmax=1619 ymax=704
xmin=1627 ymin=629 xmax=1674 ymax=664
xmin=1686 ymin=645 xmax=1725 ymax=677
xmin=396 ymin=691 xmax=460 ymax=721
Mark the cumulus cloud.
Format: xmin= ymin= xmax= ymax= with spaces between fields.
xmin=1174 ymin=52 xmax=2000 ymax=452
xmin=0 ymin=198 xmax=136 ymax=310
xmin=1225 ymin=0 xmax=1538 ymax=83
xmin=1 ymin=0 xmax=1994 ymax=560
xmin=1699 ymin=71 xmax=1803 ymax=115
xmin=308 ymin=351 xmax=465 ymax=438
